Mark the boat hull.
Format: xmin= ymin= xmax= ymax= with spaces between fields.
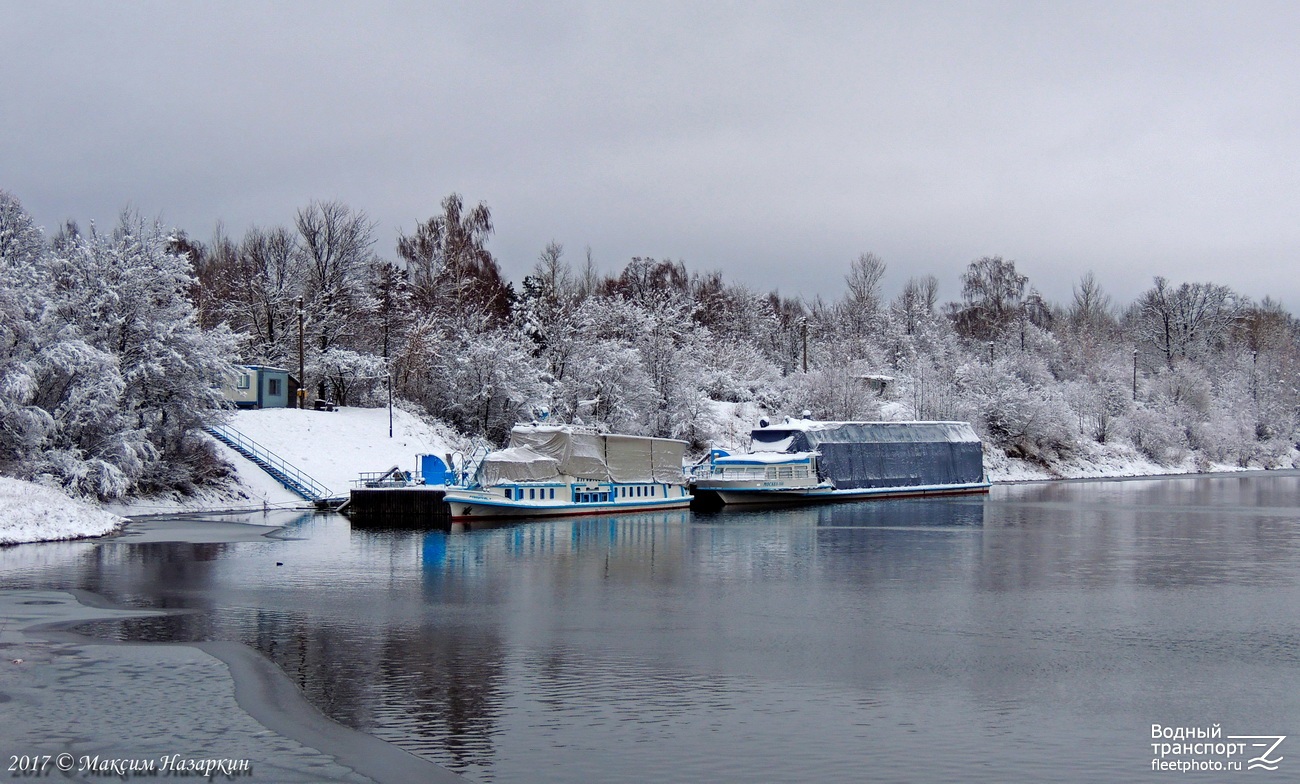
xmin=443 ymin=490 xmax=691 ymax=520
xmin=701 ymin=480 xmax=992 ymax=505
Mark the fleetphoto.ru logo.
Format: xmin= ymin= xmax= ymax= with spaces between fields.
xmin=1151 ymin=724 xmax=1286 ymax=773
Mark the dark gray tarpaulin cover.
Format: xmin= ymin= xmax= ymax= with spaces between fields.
xmin=750 ymin=421 xmax=984 ymax=490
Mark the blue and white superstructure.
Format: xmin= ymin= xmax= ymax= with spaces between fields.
xmin=443 ymin=425 xmax=691 ymax=519
xmin=694 ymin=419 xmax=990 ymax=505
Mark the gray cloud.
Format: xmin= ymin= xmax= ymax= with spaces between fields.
xmin=4 ymin=1 xmax=1299 ymax=308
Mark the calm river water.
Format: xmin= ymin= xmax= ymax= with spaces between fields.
xmin=5 ymin=473 xmax=1300 ymax=782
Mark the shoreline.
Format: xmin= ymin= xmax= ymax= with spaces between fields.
xmin=0 ymin=587 xmax=462 ymax=784
xmin=991 ymin=465 xmax=1299 ymax=486
xmin=123 ymin=464 xmax=1292 ymax=517
xmin=3 ymin=465 xmax=1292 ymax=548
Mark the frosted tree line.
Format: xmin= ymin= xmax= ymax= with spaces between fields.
xmin=3 ymin=188 xmax=1298 ymax=499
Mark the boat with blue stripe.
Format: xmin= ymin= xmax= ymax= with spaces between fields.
xmin=443 ymin=425 xmax=691 ymax=519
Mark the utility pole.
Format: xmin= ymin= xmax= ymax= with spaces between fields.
xmin=1252 ymin=350 xmax=1258 ymax=404
xmin=1132 ymin=348 xmax=1138 ymax=401
xmin=801 ymin=321 xmax=808 ymax=373
xmin=387 ymin=364 xmax=393 ymax=438
xmin=297 ymin=297 xmax=305 ymax=410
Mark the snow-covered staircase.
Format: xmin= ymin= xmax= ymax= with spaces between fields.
xmin=205 ymin=424 xmax=333 ymax=502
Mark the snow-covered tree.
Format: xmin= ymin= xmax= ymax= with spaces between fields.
xmin=46 ymin=213 xmax=238 ymax=493
xmin=2 ymin=195 xmax=237 ymax=498
xmin=840 ymin=252 xmax=886 ymax=339
xmin=514 ymin=241 xmax=580 ymax=381
xmin=950 ymin=255 xmax=1028 ymax=342
xmin=211 ymin=225 xmax=306 ymax=367
xmin=397 ymin=193 xmax=511 ymax=329
xmin=1137 ymin=277 xmax=1240 ymax=368
xmin=891 ymin=274 xmax=939 ymax=339
xmin=297 ymin=201 xmax=377 ymax=397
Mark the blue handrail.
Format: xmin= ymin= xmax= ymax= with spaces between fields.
xmin=205 ymin=425 xmax=333 ymax=501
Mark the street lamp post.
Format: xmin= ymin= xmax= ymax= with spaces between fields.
xmin=1132 ymin=348 xmax=1138 ymax=401
xmin=296 ymin=297 xmax=305 ymax=410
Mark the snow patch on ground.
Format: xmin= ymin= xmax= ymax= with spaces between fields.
xmin=985 ymin=439 xmax=1294 ymax=483
xmin=0 ymin=477 xmax=125 ymax=544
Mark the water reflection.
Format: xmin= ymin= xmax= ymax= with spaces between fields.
xmin=3 ymin=477 xmax=1300 ymax=782
xmin=980 ymin=474 xmax=1300 ymax=591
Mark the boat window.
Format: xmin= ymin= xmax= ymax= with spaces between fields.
xmin=529 ymin=488 xmax=535 ymax=500
xmin=549 ymin=488 xmax=555 ymax=499
xmin=502 ymin=488 xmax=511 ymax=499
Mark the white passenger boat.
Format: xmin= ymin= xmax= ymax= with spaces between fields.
xmin=443 ymin=424 xmax=691 ymax=520
xmin=694 ymin=419 xmax=991 ymax=505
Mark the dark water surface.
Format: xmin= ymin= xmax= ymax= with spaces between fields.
xmin=5 ymin=473 xmax=1300 ymax=782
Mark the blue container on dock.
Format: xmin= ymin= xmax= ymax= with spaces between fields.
xmin=420 ymin=454 xmax=452 ymax=485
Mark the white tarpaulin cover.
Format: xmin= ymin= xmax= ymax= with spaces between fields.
xmin=650 ymin=438 xmax=688 ymax=483
xmin=605 ymin=434 xmax=653 ymax=483
xmin=509 ymin=426 xmax=607 ymax=479
xmin=498 ymin=425 xmax=687 ymax=484
xmin=479 ymin=445 xmax=560 ymax=485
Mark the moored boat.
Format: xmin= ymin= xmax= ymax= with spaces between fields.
xmin=443 ymin=424 xmax=691 ymax=519
xmin=694 ymin=419 xmax=990 ymax=505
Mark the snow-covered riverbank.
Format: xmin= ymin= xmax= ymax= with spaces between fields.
xmin=1 ymin=406 xmax=466 ymax=544
xmin=0 ymin=477 xmax=124 ymax=545
xmin=984 ymin=437 xmax=1298 ymax=482
xmin=114 ymin=406 xmax=468 ymax=517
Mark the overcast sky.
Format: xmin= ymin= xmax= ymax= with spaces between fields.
xmin=3 ymin=1 xmax=1299 ymax=309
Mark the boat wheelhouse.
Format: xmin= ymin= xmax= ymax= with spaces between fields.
xmin=694 ymin=420 xmax=990 ymax=505
xmin=443 ymin=425 xmax=691 ymax=519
